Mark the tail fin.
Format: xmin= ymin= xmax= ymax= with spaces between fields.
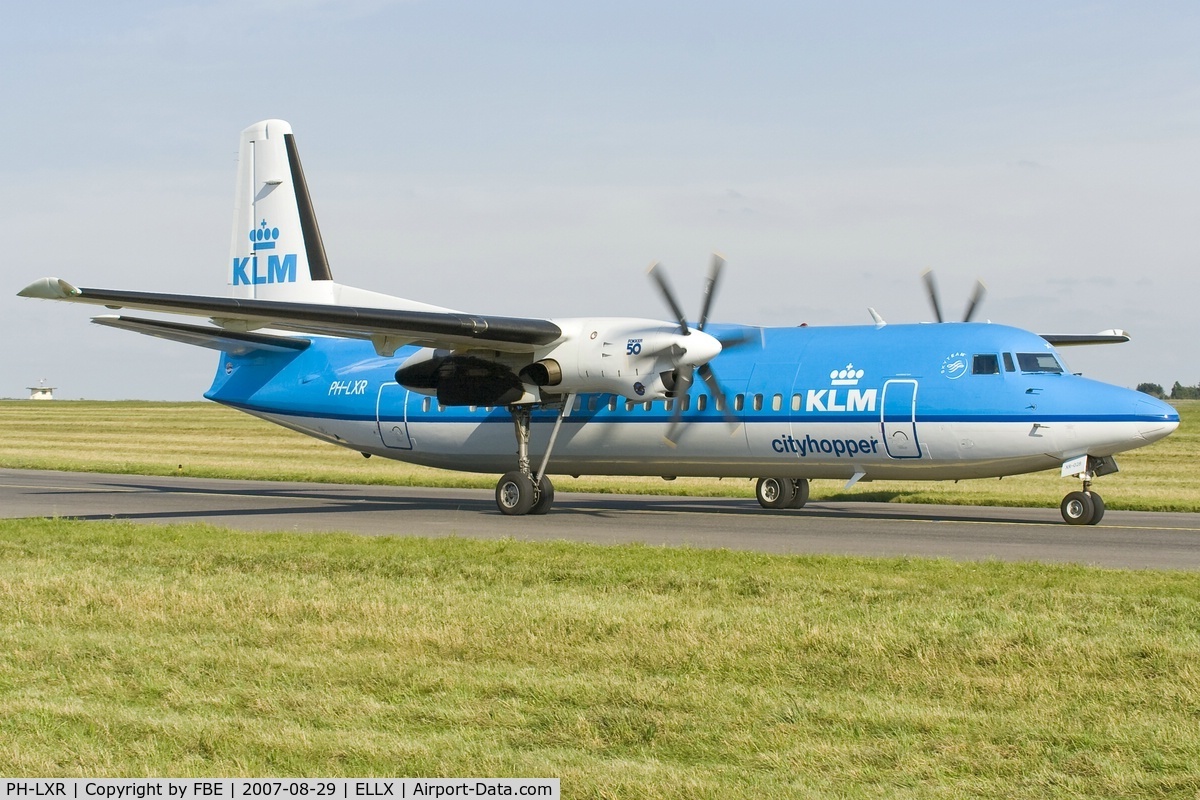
xmin=229 ymin=120 xmax=333 ymax=298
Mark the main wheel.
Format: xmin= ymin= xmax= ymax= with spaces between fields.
xmin=756 ymin=477 xmax=797 ymax=509
xmin=1060 ymin=491 xmax=1096 ymax=525
xmin=529 ymin=475 xmax=555 ymax=515
xmin=496 ymin=471 xmax=536 ymax=516
xmin=787 ymin=478 xmax=810 ymax=509
xmin=1087 ymin=492 xmax=1105 ymax=525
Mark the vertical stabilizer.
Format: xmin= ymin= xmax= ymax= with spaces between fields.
xmin=229 ymin=120 xmax=333 ymax=298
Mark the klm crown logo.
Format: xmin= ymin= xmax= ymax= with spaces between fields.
xmin=232 ymin=218 xmax=297 ymax=286
xmin=251 ymin=220 xmax=280 ymax=251
xmin=830 ymin=364 xmax=864 ymax=386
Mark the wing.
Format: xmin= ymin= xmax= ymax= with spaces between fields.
xmin=19 ymin=278 xmax=563 ymax=355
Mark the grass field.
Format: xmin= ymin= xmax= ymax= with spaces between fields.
xmin=2 ymin=518 xmax=1199 ymax=797
xmin=0 ymin=399 xmax=1195 ymax=511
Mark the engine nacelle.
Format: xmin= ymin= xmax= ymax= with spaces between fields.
xmin=395 ymin=348 xmax=535 ymax=406
xmin=523 ymin=318 xmax=722 ymax=401
xmin=394 ymin=319 xmax=722 ymax=406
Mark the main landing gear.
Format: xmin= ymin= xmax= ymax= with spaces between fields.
xmin=495 ymin=399 xmax=572 ymax=516
xmin=755 ymin=477 xmax=810 ymax=510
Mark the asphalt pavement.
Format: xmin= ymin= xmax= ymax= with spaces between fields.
xmin=4 ymin=468 xmax=1200 ymax=570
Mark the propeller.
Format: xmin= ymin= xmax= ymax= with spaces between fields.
xmin=648 ymin=254 xmax=742 ymax=445
xmin=922 ymin=269 xmax=986 ymax=323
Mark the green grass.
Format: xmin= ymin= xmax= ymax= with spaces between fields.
xmin=1 ymin=399 xmax=1195 ymax=511
xmin=2 ymin=518 xmax=1199 ymax=796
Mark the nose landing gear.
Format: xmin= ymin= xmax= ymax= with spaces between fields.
xmin=1059 ymin=455 xmax=1117 ymax=525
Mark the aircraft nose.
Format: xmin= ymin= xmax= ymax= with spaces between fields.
xmin=1134 ymin=394 xmax=1180 ymax=443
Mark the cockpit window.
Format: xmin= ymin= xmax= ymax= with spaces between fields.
xmin=1016 ymin=352 xmax=1064 ymax=374
xmin=972 ymin=354 xmax=1000 ymax=375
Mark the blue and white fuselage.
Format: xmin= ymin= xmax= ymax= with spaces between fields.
xmin=207 ymin=321 xmax=1176 ymax=482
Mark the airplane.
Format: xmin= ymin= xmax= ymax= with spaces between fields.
xmin=19 ymin=119 xmax=1180 ymax=525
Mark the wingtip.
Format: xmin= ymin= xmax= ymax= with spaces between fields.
xmin=18 ymin=277 xmax=80 ymax=300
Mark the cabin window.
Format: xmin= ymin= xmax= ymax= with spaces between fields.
xmin=573 ymin=396 xmax=583 ymax=411
xmin=715 ymin=395 xmax=726 ymax=412
xmin=625 ymin=400 xmax=636 ymax=412
xmin=438 ymin=402 xmax=446 ymax=412
xmin=422 ymin=397 xmax=432 ymax=413
xmin=1017 ymin=352 xmax=1064 ymax=374
xmin=469 ymin=405 xmax=477 ymax=413
xmin=665 ymin=399 xmax=674 ymax=412
xmin=753 ymin=394 xmax=764 ymax=411
xmin=772 ymin=394 xmax=783 ymax=412
xmin=791 ymin=394 xmax=802 ymax=411
xmin=1003 ymin=353 xmax=1015 ymax=372
xmin=588 ymin=396 xmax=598 ymax=412
xmin=733 ymin=394 xmax=744 ymax=412
xmin=697 ymin=395 xmax=708 ymax=412
xmin=680 ymin=396 xmax=690 ymax=412
xmin=972 ymin=354 xmax=1000 ymax=375
xmin=643 ymin=401 xmax=653 ymax=411
xmin=607 ymin=396 xmax=618 ymax=412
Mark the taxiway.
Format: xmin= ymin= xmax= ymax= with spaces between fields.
xmin=3 ymin=468 xmax=1199 ymax=570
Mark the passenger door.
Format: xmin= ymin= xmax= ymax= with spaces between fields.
xmin=881 ymin=379 xmax=921 ymax=459
xmin=376 ymin=383 xmax=414 ymax=450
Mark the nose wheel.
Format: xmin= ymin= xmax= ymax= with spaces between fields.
xmin=1060 ymin=490 xmax=1105 ymax=525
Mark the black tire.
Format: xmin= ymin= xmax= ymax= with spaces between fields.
xmin=496 ymin=471 xmax=536 ymax=516
xmin=756 ymin=477 xmax=796 ymax=509
xmin=787 ymin=478 xmax=810 ymax=509
xmin=529 ymin=475 xmax=555 ymax=515
xmin=1060 ymin=491 xmax=1095 ymax=525
xmin=1087 ymin=492 xmax=1105 ymax=525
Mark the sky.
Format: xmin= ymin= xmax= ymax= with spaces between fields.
xmin=3 ymin=1 xmax=1198 ymax=399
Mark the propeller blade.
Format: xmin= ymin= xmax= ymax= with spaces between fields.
xmin=715 ymin=325 xmax=762 ymax=350
xmin=962 ymin=280 xmax=987 ymax=322
xmin=697 ymin=253 xmax=725 ymax=331
xmin=698 ymin=364 xmax=741 ymax=430
xmin=647 ymin=262 xmax=690 ymax=335
xmin=663 ymin=366 xmax=694 ymax=446
xmin=922 ymin=269 xmax=944 ymax=323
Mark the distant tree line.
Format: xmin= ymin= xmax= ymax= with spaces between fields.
xmin=1137 ymin=382 xmax=1200 ymax=400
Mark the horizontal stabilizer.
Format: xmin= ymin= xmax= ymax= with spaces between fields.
xmin=92 ymin=315 xmax=311 ymax=355
xmin=1040 ymin=329 xmax=1131 ymax=346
